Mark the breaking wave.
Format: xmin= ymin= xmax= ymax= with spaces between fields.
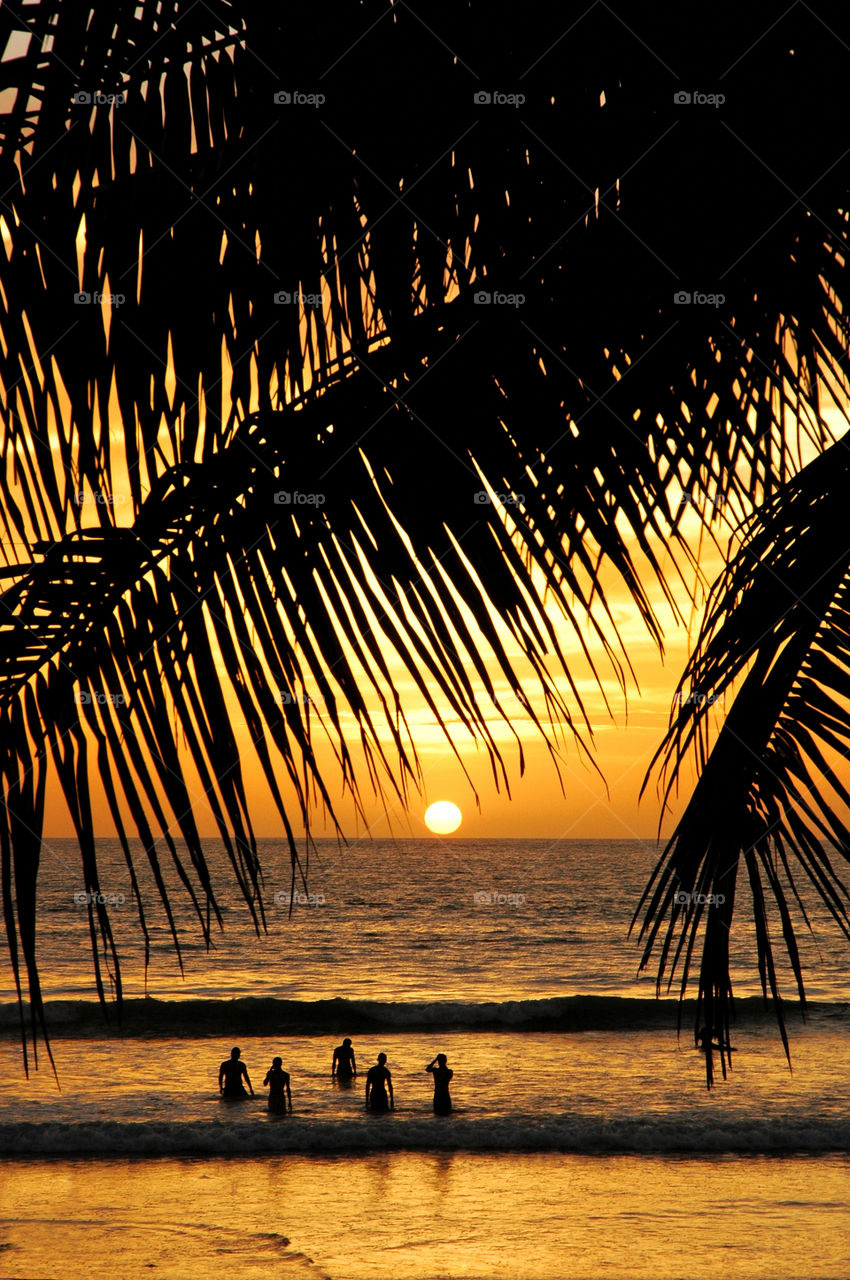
xmin=1 ymin=1112 xmax=846 ymax=1157
xmin=2 ymin=994 xmax=846 ymax=1038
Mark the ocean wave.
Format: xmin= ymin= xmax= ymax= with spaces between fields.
xmin=0 ymin=1113 xmax=846 ymax=1157
xmin=2 ymin=994 xmax=847 ymax=1038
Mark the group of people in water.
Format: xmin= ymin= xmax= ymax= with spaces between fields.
xmin=218 ymin=1040 xmax=454 ymax=1115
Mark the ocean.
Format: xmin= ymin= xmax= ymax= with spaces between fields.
xmin=1 ymin=838 xmax=848 ymax=1279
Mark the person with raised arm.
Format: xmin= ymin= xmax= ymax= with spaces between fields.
xmin=263 ymin=1056 xmax=292 ymax=1113
xmin=426 ymin=1053 xmax=453 ymax=1114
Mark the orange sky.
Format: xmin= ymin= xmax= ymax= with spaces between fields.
xmin=38 ymin=499 xmax=724 ymax=843
xmin=29 ymin=380 xmax=844 ymax=843
xmin=3 ymin=60 xmax=845 ymax=848
xmin=16 ymin=256 xmax=840 ymax=843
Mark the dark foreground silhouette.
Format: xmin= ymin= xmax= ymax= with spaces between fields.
xmin=219 ymin=1046 xmax=254 ymax=1099
xmin=697 ymin=1026 xmax=735 ymax=1055
xmin=332 ymin=1037 xmax=357 ymax=1083
xmin=365 ymin=1053 xmax=394 ymax=1112
xmin=263 ymin=1056 xmax=292 ymax=1113
xmin=426 ymin=1053 xmax=453 ymax=1114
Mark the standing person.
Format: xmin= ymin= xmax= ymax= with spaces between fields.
xmin=332 ymin=1037 xmax=357 ymax=1083
xmin=426 ymin=1053 xmax=453 ymax=1114
xmin=219 ymin=1046 xmax=254 ymax=1099
xmin=365 ymin=1052 xmax=394 ymax=1112
xmin=263 ymin=1056 xmax=292 ymax=1114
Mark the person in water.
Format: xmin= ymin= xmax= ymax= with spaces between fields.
xmin=426 ymin=1053 xmax=453 ymax=1114
xmin=263 ymin=1056 xmax=292 ymax=1113
xmin=365 ymin=1052 xmax=394 ymax=1112
xmin=332 ymin=1037 xmax=357 ymax=1082
xmin=219 ymin=1046 xmax=254 ymax=1099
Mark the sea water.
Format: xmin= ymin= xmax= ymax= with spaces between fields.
xmin=1 ymin=839 xmax=848 ymax=1279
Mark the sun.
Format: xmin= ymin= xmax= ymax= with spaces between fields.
xmin=423 ymin=801 xmax=463 ymax=834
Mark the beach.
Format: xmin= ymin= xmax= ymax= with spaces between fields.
xmin=3 ymin=1150 xmax=849 ymax=1280
xmin=1 ymin=838 xmax=848 ymax=1279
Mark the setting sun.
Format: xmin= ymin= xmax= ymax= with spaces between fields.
xmin=423 ymin=801 xmax=463 ymax=834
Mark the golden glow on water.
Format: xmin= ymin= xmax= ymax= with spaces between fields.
xmin=1 ymin=1153 xmax=848 ymax=1280
xmin=1 ymin=1027 xmax=849 ymax=1278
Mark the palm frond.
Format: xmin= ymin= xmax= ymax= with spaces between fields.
xmin=635 ymin=438 xmax=850 ymax=1084
xmin=2 ymin=1 xmax=850 ymax=1064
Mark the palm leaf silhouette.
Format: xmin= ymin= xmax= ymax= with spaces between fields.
xmin=1 ymin=1 xmax=850 ymax=1075
xmin=636 ymin=437 xmax=850 ymax=1084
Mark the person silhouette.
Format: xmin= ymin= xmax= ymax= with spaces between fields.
xmin=426 ymin=1053 xmax=453 ymax=1114
xmin=219 ymin=1046 xmax=254 ymax=1099
xmin=263 ymin=1056 xmax=292 ymax=1113
xmin=365 ymin=1052 xmax=394 ymax=1112
xmin=332 ymin=1037 xmax=357 ymax=1083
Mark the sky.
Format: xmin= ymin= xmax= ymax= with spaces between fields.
xmin=13 ymin=183 xmax=842 ymax=846
xmin=38 ymin=399 xmax=842 ymax=845
xmin=39 ymin=496 xmax=725 ymax=843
